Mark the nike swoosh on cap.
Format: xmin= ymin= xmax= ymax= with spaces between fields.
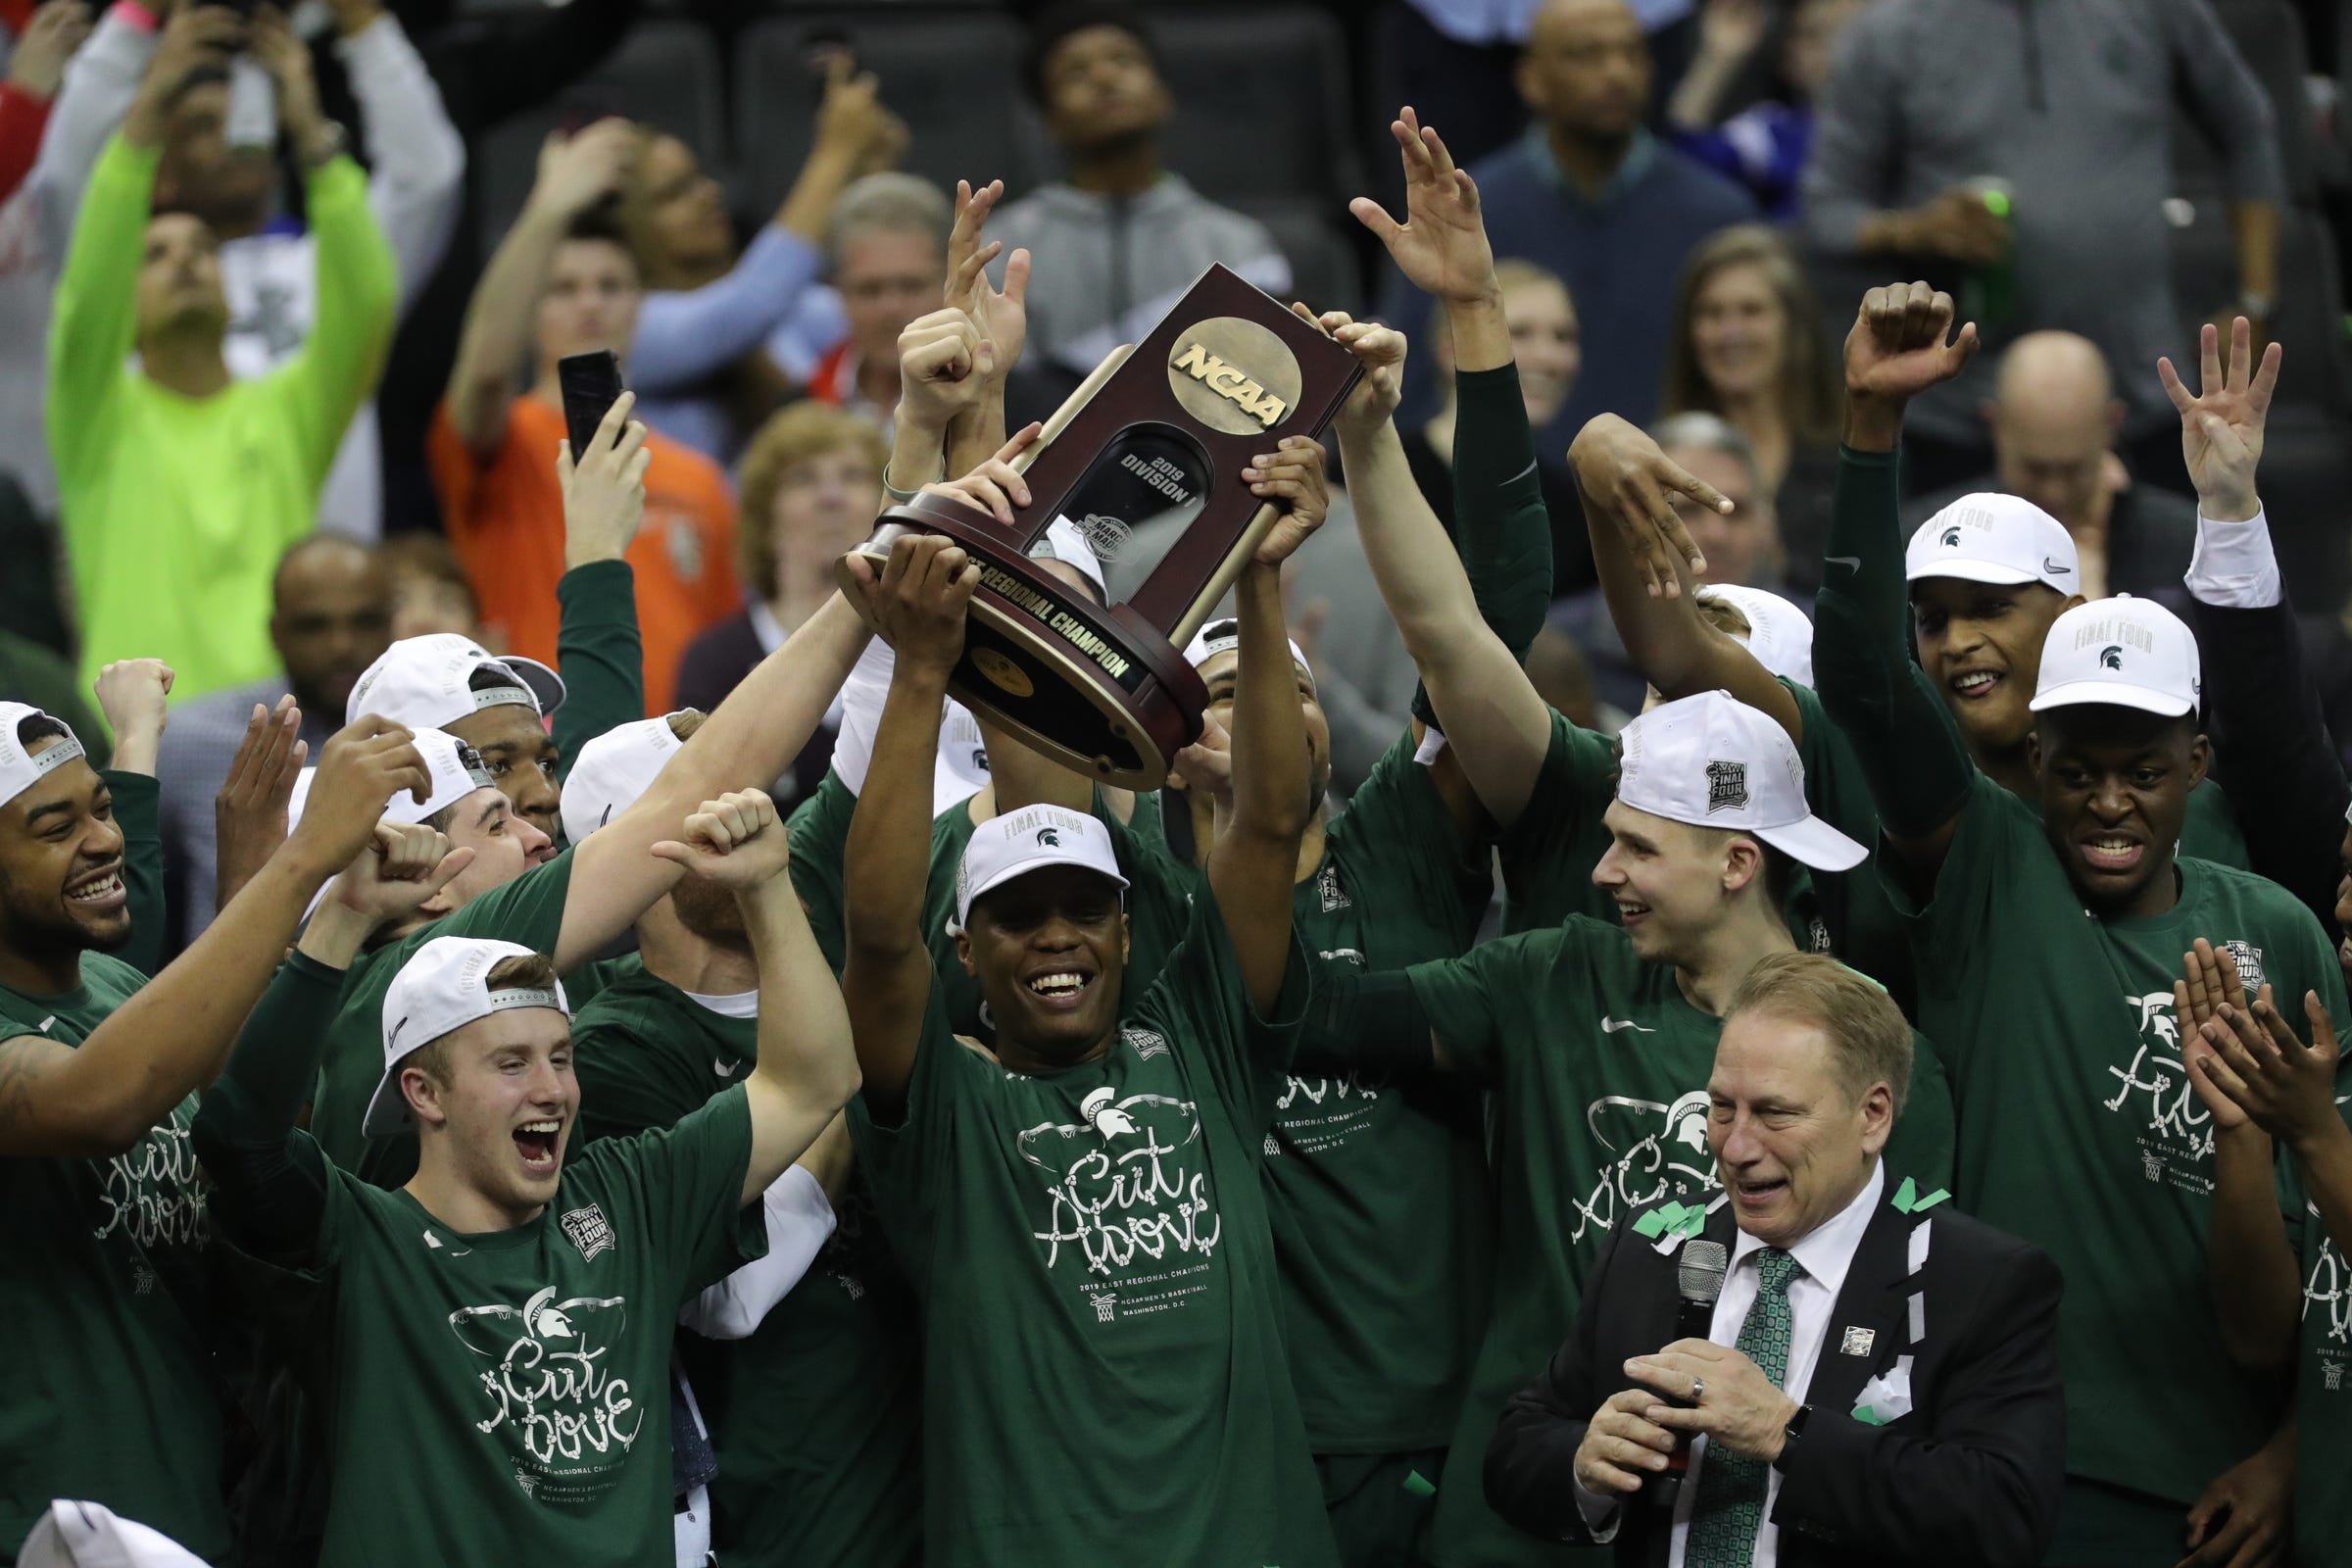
xmin=2043 ymin=558 xmax=2072 ymax=574
xmin=1600 ymin=1016 xmax=1655 ymax=1034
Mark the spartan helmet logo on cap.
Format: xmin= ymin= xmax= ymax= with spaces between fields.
xmin=1037 ymin=827 xmax=1061 ymax=848
xmin=1940 ymin=525 xmax=1962 ymax=547
xmin=2099 ymin=645 xmax=2124 ymax=670
xmin=1705 ymin=760 xmax=1749 ymax=814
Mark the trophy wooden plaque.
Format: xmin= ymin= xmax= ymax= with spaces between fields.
xmin=838 ymin=264 xmax=1361 ymax=790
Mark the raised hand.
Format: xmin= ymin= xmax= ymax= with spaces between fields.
xmin=845 ymin=534 xmax=980 ymax=677
xmin=651 ymin=788 xmax=792 ymax=889
xmin=248 ymin=6 xmax=326 ymax=154
xmin=92 ymin=659 xmax=174 ymax=774
xmin=1694 ymin=0 xmax=1768 ymax=63
xmin=1569 ymin=414 xmax=1730 ymax=597
xmin=809 ymin=52 xmax=894 ymax=167
xmin=1844 ymin=281 xmax=1980 ymax=407
xmin=212 ymin=696 xmax=306 ymax=913
xmin=1245 ymin=436 xmax=1331 ymax=567
xmin=1349 ymin=107 xmax=1498 ymax=308
xmin=125 ymin=5 xmax=242 ymax=146
xmin=2177 ymin=939 xmax=2252 ymax=1128
xmin=1302 ymin=305 xmax=1406 ymax=433
xmin=1167 ymin=710 xmax=1234 ymax=808
xmin=6 ymin=1 xmax=93 ymax=100
xmin=2193 ymin=987 xmax=2344 ymax=1152
xmin=918 ymin=421 xmax=1041 ymax=525
xmin=330 ymin=820 xmax=473 ymax=924
xmin=557 ymin=389 xmax=651 ymax=566
xmin=896 ymin=308 xmax=993 ymax=436
xmin=529 ymin=118 xmax=637 ymax=222
xmin=2157 ymin=318 xmax=2278 ymax=524
xmin=286 ymin=715 xmax=430 ymax=874
xmin=944 ymin=178 xmax=1029 ymax=379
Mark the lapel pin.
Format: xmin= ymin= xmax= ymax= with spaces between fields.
xmin=1839 ymin=1326 xmax=1876 ymax=1356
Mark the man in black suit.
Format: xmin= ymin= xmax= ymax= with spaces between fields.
xmin=1486 ymin=952 xmax=2066 ymax=1567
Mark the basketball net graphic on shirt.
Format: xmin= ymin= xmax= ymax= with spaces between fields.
xmin=450 ymin=1288 xmax=642 ymax=1499
xmin=1017 ymin=1088 xmax=1222 ymax=1320
xmin=92 ymin=1107 xmax=207 ymax=1250
xmin=2102 ymin=991 xmax=2217 ymax=1190
xmin=1568 ymin=1090 xmax=1717 ymax=1247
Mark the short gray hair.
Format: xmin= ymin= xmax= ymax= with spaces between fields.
xmin=1648 ymin=411 xmax=1763 ymax=501
xmin=827 ymin=173 xmax=953 ymax=267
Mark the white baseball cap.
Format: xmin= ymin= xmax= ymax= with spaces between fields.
xmin=1695 ymin=584 xmax=1814 ymax=689
xmin=952 ymin=804 xmax=1128 ymax=930
xmin=2028 ymin=594 xmax=2203 ymax=718
xmin=368 ymin=936 xmax=570 ymax=1137
xmin=559 ymin=715 xmax=684 ymax=845
xmin=346 ymin=633 xmax=565 ymax=730
xmin=1181 ymin=618 xmax=1314 ymax=685
xmin=20 ymin=1500 xmax=208 ymax=1568
xmin=285 ymin=727 xmax=497 ymax=834
xmin=0 ymin=702 xmax=88 ymax=811
xmin=1033 ymin=515 xmax=1109 ymax=600
xmin=1616 ymin=690 xmax=1866 ymax=871
xmin=1905 ymin=494 xmax=2079 ymax=592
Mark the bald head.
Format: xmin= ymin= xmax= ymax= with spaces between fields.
xmin=270 ymin=536 xmax=392 ymax=719
xmin=1520 ymin=0 xmax=1649 ymax=142
xmin=1985 ymin=332 xmax=2122 ymax=535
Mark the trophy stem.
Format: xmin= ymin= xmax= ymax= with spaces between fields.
xmin=1167 ymin=500 xmax=1283 ymax=650
xmin=1012 ymin=344 xmax=1136 ymax=476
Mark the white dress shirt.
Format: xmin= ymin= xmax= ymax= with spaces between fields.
xmin=2183 ymin=506 xmax=2280 ymax=609
xmin=1579 ymin=1163 xmax=1886 ymax=1567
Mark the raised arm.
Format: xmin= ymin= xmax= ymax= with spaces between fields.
xmin=0 ymin=716 xmax=426 ymax=1157
xmin=330 ymin=0 xmax=465 ymax=313
xmin=0 ymin=2 xmax=90 ymax=207
xmin=1570 ymin=414 xmax=1797 ymax=736
xmin=251 ymin=7 xmax=395 ymax=487
xmin=2165 ymin=320 xmax=2347 ymax=930
xmin=90 ymin=657 xmax=172 ymax=976
xmin=551 ymin=392 xmax=648 ymax=783
xmin=1810 ymin=284 xmax=1980 ymax=893
xmin=1206 ymin=544 xmax=1313 ymax=1016
xmin=553 ymin=437 xmax=866 ymax=970
xmin=648 ymin=789 xmax=859 ymax=1205
xmin=940 ymin=178 xmax=1029 ymax=476
xmin=441 ymin=119 xmax=633 ymax=457
xmin=29 ymin=0 xmax=173 ymax=246
xmin=1324 ymin=315 xmax=1551 ymax=824
xmin=840 ymin=535 xmax=975 ymax=1112
xmin=627 ymin=59 xmax=889 ymax=392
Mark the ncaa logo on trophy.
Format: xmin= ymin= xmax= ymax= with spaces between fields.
xmin=836 ymin=265 xmax=1361 ymax=790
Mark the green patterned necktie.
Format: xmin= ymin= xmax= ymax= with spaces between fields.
xmin=1684 ymin=1248 xmax=1803 ymax=1568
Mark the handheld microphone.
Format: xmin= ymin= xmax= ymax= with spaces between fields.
xmin=1646 ymin=1238 xmax=1728 ymax=1512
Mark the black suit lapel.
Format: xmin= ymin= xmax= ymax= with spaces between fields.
xmin=1802 ymin=1195 xmax=1916 ymax=1423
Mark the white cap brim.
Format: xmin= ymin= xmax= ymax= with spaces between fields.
xmin=1909 ymin=557 xmax=2042 ymax=587
xmin=958 ymin=858 xmax=1129 ymax=926
xmin=2027 ymin=679 xmax=2195 ymax=718
xmin=1754 ymin=814 xmax=1869 ymax=872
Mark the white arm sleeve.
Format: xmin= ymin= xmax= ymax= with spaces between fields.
xmin=677 ymin=1163 xmax=835 ymax=1340
xmin=338 ymin=13 xmax=465 ymax=313
xmin=2183 ymin=506 xmax=2282 ymax=609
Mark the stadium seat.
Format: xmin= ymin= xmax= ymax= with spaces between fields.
xmin=1232 ymin=199 xmax=1368 ymax=320
xmin=731 ymin=12 xmax=1036 ymax=227
xmin=471 ymin=21 xmax=728 ymax=258
xmin=2174 ymin=0 xmax=2318 ymax=203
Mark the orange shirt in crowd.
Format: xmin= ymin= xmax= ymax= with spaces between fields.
xmin=428 ymin=394 xmax=739 ymax=713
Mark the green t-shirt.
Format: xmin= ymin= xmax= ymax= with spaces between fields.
xmin=923 ymin=789 xmax=1196 ymax=1044
xmin=2283 ymin=1152 xmax=2349 ymax=1567
xmin=0 ymin=956 xmax=225 ymax=1560
xmin=1405 ymin=919 xmax=1953 ymax=1568
xmin=284 ymin=1089 xmax=761 ymax=1565
xmin=570 ymin=961 xmax=924 ymax=1567
xmin=787 ymin=768 xmax=858 ymax=976
xmin=313 ymin=851 xmax=577 ymax=1188
xmin=2181 ymin=775 xmax=2252 ymax=869
xmin=1496 ymin=709 xmax=1620 ymax=935
xmin=1252 ymin=734 xmax=1494 ymax=1454
xmin=852 ymin=896 xmax=1336 ymax=1568
xmin=1781 ymin=682 xmax=1914 ymax=1005
xmin=1892 ymin=770 xmax=2346 ymax=1504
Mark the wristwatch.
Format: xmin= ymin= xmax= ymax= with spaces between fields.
xmin=1772 ymin=1403 xmax=1814 ymax=1471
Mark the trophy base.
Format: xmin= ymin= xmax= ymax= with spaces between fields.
xmin=837 ymin=499 xmax=1210 ymax=791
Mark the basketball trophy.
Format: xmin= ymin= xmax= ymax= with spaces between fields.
xmin=837 ymin=264 xmax=1361 ymax=790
